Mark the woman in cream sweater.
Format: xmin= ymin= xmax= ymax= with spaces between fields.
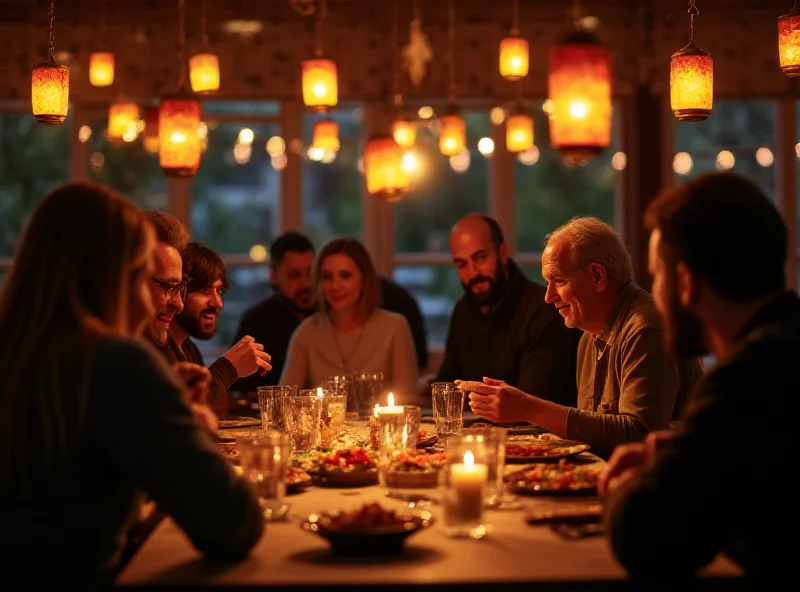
xmin=279 ymin=238 xmax=418 ymax=401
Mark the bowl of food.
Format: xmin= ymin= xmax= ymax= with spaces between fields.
xmin=301 ymin=502 xmax=434 ymax=555
xmin=309 ymin=447 xmax=379 ymax=487
xmin=380 ymin=449 xmax=445 ymax=489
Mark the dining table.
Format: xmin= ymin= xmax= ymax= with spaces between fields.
xmin=116 ymin=421 xmax=744 ymax=591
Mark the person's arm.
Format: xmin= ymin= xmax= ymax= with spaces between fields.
xmin=279 ymin=324 xmax=309 ymax=388
xmin=88 ymin=338 xmax=263 ymax=559
xmin=207 ymin=357 xmax=238 ymax=412
xmin=515 ymin=306 xmax=579 ymax=406
xmin=389 ymin=316 xmax=420 ymax=403
xmin=565 ymin=328 xmax=678 ymax=455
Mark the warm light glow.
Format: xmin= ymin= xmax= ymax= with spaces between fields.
xmin=506 ymin=113 xmax=533 ymax=153
xmin=302 ymin=58 xmax=338 ymax=111
xmin=490 ymin=107 xmax=506 ymax=125
xmin=317 ymin=387 xmax=324 ymax=398
xmin=673 ymin=151 xmax=693 ymax=175
xmin=89 ymin=51 xmax=115 ymax=87
xmin=233 ymin=143 xmax=252 ymax=164
xmin=715 ymin=150 xmax=735 ymax=170
xmin=548 ymin=32 xmax=612 ymax=162
xmin=518 ymin=145 xmax=540 ymax=165
xmin=392 ymin=117 xmax=417 ymax=148
xmin=364 ymin=135 xmax=411 ymax=201
xmin=778 ymin=9 xmax=800 ymax=76
xmin=450 ymin=149 xmax=471 ymax=173
xmin=312 ymin=119 xmax=340 ymax=152
xmin=670 ymin=47 xmax=713 ymax=122
xmin=463 ymin=451 xmax=475 ymax=466
xmin=439 ymin=111 xmax=466 ymax=156
xmin=611 ymin=151 xmax=627 ymax=171
xmin=477 ymin=137 xmax=495 ymax=156
xmin=387 ymin=393 xmax=395 ymax=406
xmin=271 ymin=153 xmax=287 ymax=170
xmin=249 ymin=244 xmax=267 ymax=262
xmin=189 ymin=53 xmax=220 ymax=94
xmin=31 ymin=60 xmax=70 ymax=124
xmin=159 ymin=94 xmax=202 ymax=177
xmin=77 ymin=125 xmax=91 ymax=143
xmin=418 ymin=106 xmax=434 ymax=119
xmin=142 ymin=107 xmax=159 ymax=154
xmin=238 ymin=128 xmax=254 ymax=144
xmin=756 ymin=147 xmax=774 ymax=167
xmin=307 ymin=146 xmax=324 ymax=161
xmin=266 ymin=136 xmax=285 ymax=156
xmin=373 ymin=403 xmax=380 ymax=418
xmin=401 ymin=151 xmax=418 ymax=174
xmin=108 ymin=103 xmax=140 ymax=142
xmin=499 ymin=36 xmax=529 ymax=80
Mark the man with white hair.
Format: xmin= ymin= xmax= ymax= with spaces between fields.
xmin=462 ymin=217 xmax=702 ymax=458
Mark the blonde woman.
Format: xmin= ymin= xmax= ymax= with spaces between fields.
xmin=0 ymin=183 xmax=262 ymax=589
xmin=280 ymin=238 xmax=418 ymax=400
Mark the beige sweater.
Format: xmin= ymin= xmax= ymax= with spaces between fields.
xmin=279 ymin=309 xmax=418 ymax=401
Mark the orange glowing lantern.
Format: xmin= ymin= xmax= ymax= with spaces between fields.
xmin=312 ymin=119 xmax=340 ymax=152
xmin=189 ymin=52 xmax=220 ymax=93
xmin=158 ymin=93 xmax=202 ymax=177
xmin=548 ymin=30 xmax=612 ymax=163
xmin=670 ymin=45 xmax=713 ymax=122
xmin=506 ymin=111 xmax=533 ymax=153
xmin=364 ymin=135 xmax=411 ymax=201
xmin=499 ymin=37 xmax=529 ymax=81
xmin=142 ymin=107 xmax=159 ymax=154
xmin=89 ymin=51 xmax=115 ymax=87
xmin=108 ymin=102 xmax=140 ymax=142
xmin=778 ymin=2 xmax=800 ymax=76
xmin=302 ymin=58 xmax=338 ymax=111
xmin=31 ymin=58 xmax=70 ymax=124
xmin=392 ymin=115 xmax=417 ymax=149
xmin=439 ymin=107 xmax=466 ymax=156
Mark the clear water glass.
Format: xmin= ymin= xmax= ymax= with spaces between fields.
xmin=302 ymin=388 xmax=347 ymax=448
xmin=431 ymin=382 xmax=465 ymax=444
xmin=281 ymin=393 xmax=322 ymax=452
xmin=353 ymin=372 xmax=384 ymax=419
xmin=237 ymin=431 xmax=291 ymax=521
xmin=441 ymin=435 xmax=490 ymax=538
xmin=257 ymin=385 xmax=296 ymax=433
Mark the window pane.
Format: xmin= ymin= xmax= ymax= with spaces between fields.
xmin=395 ymin=111 xmax=491 ymax=253
xmin=674 ymin=101 xmax=776 ymax=201
xmin=203 ymin=101 xmax=280 ymax=117
xmin=194 ymin=264 xmax=270 ymax=363
xmin=303 ymin=108 xmax=363 ymax=246
xmin=0 ymin=111 xmax=71 ymax=256
xmin=393 ymin=264 xmax=464 ymax=347
xmin=87 ymin=116 xmax=167 ymax=211
xmin=519 ymin=264 xmax=543 ymax=285
xmin=516 ymin=102 xmax=620 ymax=253
xmin=192 ymin=121 xmax=281 ymax=255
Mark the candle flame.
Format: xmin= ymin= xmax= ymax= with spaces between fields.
xmin=401 ymin=424 xmax=408 ymax=445
xmin=387 ymin=392 xmax=395 ymax=406
xmin=373 ymin=403 xmax=380 ymax=418
xmin=463 ymin=451 xmax=475 ymax=466
xmin=316 ymin=387 xmax=323 ymax=398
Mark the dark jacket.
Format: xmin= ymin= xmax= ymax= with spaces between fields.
xmin=437 ymin=260 xmax=581 ymax=406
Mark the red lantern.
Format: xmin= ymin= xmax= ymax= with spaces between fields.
xmin=778 ymin=2 xmax=800 ymax=76
xmin=302 ymin=58 xmax=338 ymax=111
xmin=364 ymin=135 xmax=410 ymax=201
xmin=158 ymin=93 xmax=202 ymax=177
xmin=31 ymin=58 xmax=70 ymax=124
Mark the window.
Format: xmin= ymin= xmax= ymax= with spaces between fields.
xmin=87 ymin=115 xmax=167 ymax=211
xmin=0 ymin=110 xmax=71 ymax=256
xmin=516 ymin=102 xmax=620 ymax=254
xmin=393 ymin=110 xmax=492 ymax=347
xmin=302 ymin=107 xmax=363 ymax=246
xmin=673 ymin=100 xmax=776 ymax=201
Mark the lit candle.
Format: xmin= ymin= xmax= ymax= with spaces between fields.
xmin=450 ymin=451 xmax=487 ymax=522
xmin=373 ymin=404 xmax=380 ymax=418
xmin=317 ymin=387 xmax=324 ymax=398
xmin=376 ymin=393 xmax=403 ymax=417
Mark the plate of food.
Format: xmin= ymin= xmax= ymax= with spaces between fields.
xmin=218 ymin=441 xmax=239 ymax=464
xmin=416 ymin=428 xmax=437 ymax=449
xmin=309 ymin=447 xmax=379 ymax=487
xmin=286 ymin=466 xmax=313 ymax=494
xmin=380 ymin=449 xmax=445 ymax=489
xmin=505 ymin=435 xmax=590 ymax=463
xmin=218 ymin=417 xmax=261 ymax=429
xmin=505 ymin=459 xmax=601 ymax=497
xmin=301 ymin=502 xmax=434 ymax=555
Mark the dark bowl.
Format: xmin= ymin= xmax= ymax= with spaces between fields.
xmin=310 ymin=468 xmax=379 ymax=488
xmin=301 ymin=510 xmax=434 ymax=556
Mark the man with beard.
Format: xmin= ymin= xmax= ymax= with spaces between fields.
xmin=461 ymin=216 xmax=701 ymax=458
xmin=170 ymin=242 xmax=272 ymax=414
xmin=600 ymin=173 xmax=796 ymax=581
xmin=436 ymin=215 xmax=580 ymax=406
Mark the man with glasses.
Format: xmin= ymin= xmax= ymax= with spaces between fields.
xmin=171 ymin=242 xmax=272 ymax=414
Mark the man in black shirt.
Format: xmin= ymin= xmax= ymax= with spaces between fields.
xmin=437 ymin=215 xmax=580 ymax=406
xmin=601 ymin=172 xmax=795 ymax=581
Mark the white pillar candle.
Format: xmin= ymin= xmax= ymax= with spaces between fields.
xmin=450 ymin=451 xmax=487 ymax=521
xmin=375 ymin=392 xmax=403 ymax=417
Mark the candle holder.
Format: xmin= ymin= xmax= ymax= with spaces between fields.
xmin=441 ymin=435 xmax=490 ymax=538
xmin=462 ymin=427 xmax=508 ymax=508
xmin=304 ymin=388 xmax=347 ymax=448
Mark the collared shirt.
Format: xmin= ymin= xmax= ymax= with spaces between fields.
xmin=567 ymin=282 xmax=703 ymax=457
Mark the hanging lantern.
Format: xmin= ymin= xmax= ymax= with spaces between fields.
xmin=670 ymin=46 xmax=713 ymax=122
xmin=312 ymin=119 xmax=340 ymax=152
xmin=142 ymin=107 xmax=159 ymax=154
xmin=548 ymin=29 xmax=612 ymax=163
xmin=31 ymin=2 xmax=69 ymax=124
xmin=158 ymin=92 xmax=202 ymax=177
xmin=778 ymin=2 xmax=800 ymax=76
xmin=499 ymin=37 xmax=529 ymax=81
xmin=506 ymin=111 xmax=533 ymax=153
xmin=392 ymin=115 xmax=417 ymax=149
xmin=189 ymin=52 xmax=220 ymax=93
xmin=302 ymin=58 xmax=338 ymax=111
xmin=108 ymin=102 xmax=140 ymax=142
xmin=364 ymin=135 xmax=410 ymax=201
xmin=439 ymin=107 xmax=466 ymax=156
xmin=89 ymin=51 xmax=115 ymax=87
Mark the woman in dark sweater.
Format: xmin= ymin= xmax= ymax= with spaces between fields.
xmin=0 ymin=183 xmax=263 ymax=589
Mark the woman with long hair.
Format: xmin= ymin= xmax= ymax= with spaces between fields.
xmin=280 ymin=237 xmax=418 ymax=399
xmin=0 ymin=183 xmax=261 ymax=589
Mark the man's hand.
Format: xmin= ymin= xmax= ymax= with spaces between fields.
xmin=599 ymin=430 xmax=677 ymax=497
xmin=172 ymin=362 xmax=211 ymax=405
xmin=457 ymin=377 xmax=532 ymax=424
xmin=223 ymin=335 xmax=272 ymax=378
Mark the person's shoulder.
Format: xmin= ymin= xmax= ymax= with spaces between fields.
xmin=371 ymin=308 xmax=408 ymax=327
xmin=294 ymin=312 xmax=326 ymax=335
xmin=92 ymin=334 xmax=171 ymax=379
xmin=616 ymin=287 xmax=664 ymax=338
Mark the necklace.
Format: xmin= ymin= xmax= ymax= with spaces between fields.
xmin=331 ymin=321 xmax=368 ymax=371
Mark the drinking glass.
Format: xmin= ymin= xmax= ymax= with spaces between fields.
xmin=238 ymin=431 xmax=291 ymax=521
xmin=302 ymin=388 xmax=347 ymax=448
xmin=462 ymin=427 xmax=507 ymax=508
xmin=441 ymin=435 xmax=490 ymax=538
xmin=281 ymin=394 xmax=322 ymax=452
xmin=431 ymin=382 xmax=465 ymax=444
xmin=321 ymin=375 xmax=352 ymax=410
xmin=353 ymin=373 xmax=384 ymax=419
xmin=257 ymin=385 xmax=296 ymax=433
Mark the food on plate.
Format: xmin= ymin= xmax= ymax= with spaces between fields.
xmin=316 ymin=447 xmax=377 ymax=473
xmin=218 ymin=441 xmax=239 ymax=462
xmin=314 ymin=503 xmax=409 ymax=531
xmin=380 ymin=449 xmax=445 ymax=488
xmin=505 ymin=436 xmax=589 ymax=460
xmin=505 ymin=459 xmax=600 ymax=493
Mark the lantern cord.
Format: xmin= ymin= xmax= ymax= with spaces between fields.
xmin=571 ymin=0 xmax=582 ymax=28
xmin=447 ymin=0 xmax=456 ymax=103
xmin=392 ymin=0 xmax=401 ymax=105
xmin=201 ymin=0 xmax=209 ymax=48
xmin=177 ymin=0 xmax=186 ymax=87
xmin=688 ymin=1 xmax=699 ymax=45
xmin=511 ymin=0 xmax=519 ymax=35
xmin=47 ymin=0 xmax=56 ymax=60
xmin=413 ymin=0 xmax=420 ymax=20
xmin=99 ymin=0 xmax=107 ymax=45
xmin=315 ymin=0 xmax=327 ymax=58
